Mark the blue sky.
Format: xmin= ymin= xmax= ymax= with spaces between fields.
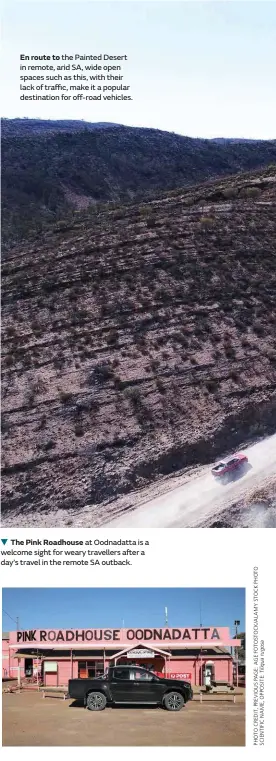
xmin=2 ymin=588 xmax=245 ymax=634
xmin=2 ymin=1 xmax=276 ymax=137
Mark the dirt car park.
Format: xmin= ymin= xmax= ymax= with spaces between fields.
xmin=2 ymin=689 xmax=245 ymax=746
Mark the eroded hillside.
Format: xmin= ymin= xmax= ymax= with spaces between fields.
xmin=2 ymin=167 xmax=276 ymax=525
xmin=2 ymin=120 xmax=276 ymax=246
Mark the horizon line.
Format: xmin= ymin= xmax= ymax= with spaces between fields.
xmin=2 ymin=116 xmax=275 ymax=142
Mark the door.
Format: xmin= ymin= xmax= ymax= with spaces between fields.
xmin=128 ymin=667 xmax=163 ymax=703
xmin=227 ymin=458 xmax=239 ymax=472
xmin=110 ymin=667 xmax=163 ymax=704
xmin=110 ymin=667 xmax=132 ymax=702
xmin=203 ymin=664 xmax=214 ymax=688
xmin=24 ymin=658 xmax=33 ymax=678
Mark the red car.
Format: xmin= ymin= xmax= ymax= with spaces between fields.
xmin=211 ymin=452 xmax=248 ymax=479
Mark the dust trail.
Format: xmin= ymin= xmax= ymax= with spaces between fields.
xmin=106 ymin=434 xmax=276 ymax=528
xmin=237 ymin=501 xmax=276 ymax=528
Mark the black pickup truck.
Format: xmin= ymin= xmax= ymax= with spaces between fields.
xmin=68 ymin=664 xmax=193 ymax=712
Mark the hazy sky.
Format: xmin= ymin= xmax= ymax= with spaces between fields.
xmin=2 ymin=587 xmax=245 ymax=632
xmin=2 ymin=1 xmax=276 ymax=137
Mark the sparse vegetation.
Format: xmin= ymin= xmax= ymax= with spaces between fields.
xmin=93 ymin=363 xmax=114 ymax=382
xmin=74 ymin=423 xmax=85 ymax=437
xmin=2 ymin=119 xmax=276 ymax=247
xmin=38 ymin=414 xmax=47 ymax=430
xmin=1 ymin=156 xmax=276 ymax=518
xmin=156 ymin=378 xmax=166 ymax=394
xmin=222 ymin=187 xmax=238 ymax=200
xmin=42 ymin=439 xmax=56 ymax=451
xmin=59 ymin=390 xmax=73 ymax=404
xmin=252 ymin=321 xmax=265 ymax=337
xmin=242 ymin=186 xmax=260 ymax=198
xmin=199 ymin=216 xmax=215 ymax=226
xmin=124 ymin=387 xmax=141 ymax=407
xmin=206 ymin=378 xmax=219 ymax=393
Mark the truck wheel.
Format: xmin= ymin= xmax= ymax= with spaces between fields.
xmin=86 ymin=691 xmax=107 ymax=711
xmin=163 ymin=692 xmax=185 ymax=711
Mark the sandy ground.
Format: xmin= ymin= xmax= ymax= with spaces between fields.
xmin=106 ymin=434 xmax=276 ymax=528
xmin=2 ymin=690 xmax=245 ymax=747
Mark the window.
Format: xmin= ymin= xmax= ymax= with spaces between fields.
xmin=112 ymin=668 xmax=131 ymax=681
xmin=130 ymin=668 xmax=155 ymax=681
xmin=78 ymin=661 xmax=105 ymax=679
xmin=95 ymin=663 xmax=105 ymax=678
xmin=78 ymin=661 xmax=87 ymax=678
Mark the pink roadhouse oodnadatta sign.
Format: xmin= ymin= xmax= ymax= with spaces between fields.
xmin=9 ymin=627 xmax=240 ymax=648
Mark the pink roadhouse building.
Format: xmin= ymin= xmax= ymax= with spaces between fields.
xmin=2 ymin=627 xmax=240 ymax=687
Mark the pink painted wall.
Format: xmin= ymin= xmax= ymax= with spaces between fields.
xmin=2 ymin=644 xmax=234 ymax=686
xmin=43 ymin=660 xmax=78 ymax=687
xmin=32 ymin=656 xmax=233 ymax=687
xmin=2 ymin=637 xmax=25 ymax=680
xmin=166 ymin=658 xmax=233 ymax=685
xmin=58 ymin=659 xmax=77 ymax=685
xmin=2 ymin=637 xmax=10 ymax=678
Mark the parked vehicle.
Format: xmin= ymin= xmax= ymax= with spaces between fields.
xmin=68 ymin=664 xmax=193 ymax=712
xmin=211 ymin=452 xmax=248 ymax=481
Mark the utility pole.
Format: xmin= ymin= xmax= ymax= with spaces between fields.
xmin=164 ymin=607 xmax=168 ymax=626
xmin=234 ymin=620 xmax=240 ymax=687
xmin=3 ymin=609 xmax=19 ymax=630
xmin=2 ymin=611 xmax=20 ymax=683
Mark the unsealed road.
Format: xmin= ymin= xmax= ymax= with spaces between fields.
xmin=2 ymin=691 xmax=245 ymax=746
xmin=107 ymin=434 xmax=276 ymax=528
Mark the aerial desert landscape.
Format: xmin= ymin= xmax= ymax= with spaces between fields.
xmin=1 ymin=121 xmax=276 ymax=527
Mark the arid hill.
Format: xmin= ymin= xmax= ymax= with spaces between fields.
xmin=2 ymin=119 xmax=276 ymax=246
xmin=1 ymin=119 xmax=119 ymax=136
xmin=0 ymin=118 xmax=262 ymax=140
xmin=1 ymin=166 xmax=276 ymax=526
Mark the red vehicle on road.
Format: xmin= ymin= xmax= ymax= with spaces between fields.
xmin=211 ymin=452 xmax=248 ymax=480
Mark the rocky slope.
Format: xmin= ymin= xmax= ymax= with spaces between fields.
xmin=1 ymin=166 xmax=276 ymax=525
xmin=2 ymin=119 xmax=276 ymax=246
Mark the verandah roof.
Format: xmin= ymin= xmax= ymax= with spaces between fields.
xmin=10 ymin=642 xmax=235 ymax=653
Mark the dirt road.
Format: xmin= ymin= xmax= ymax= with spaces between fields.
xmin=107 ymin=434 xmax=276 ymax=528
xmin=2 ymin=691 xmax=245 ymax=746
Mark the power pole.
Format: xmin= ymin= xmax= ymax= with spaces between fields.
xmin=234 ymin=620 xmax=240 ymax=687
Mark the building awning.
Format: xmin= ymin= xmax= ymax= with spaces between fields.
xmin=11 ymin=653 xmax=43 ymax=659
xmin=9 ymin=640 xmax=239 ymax=651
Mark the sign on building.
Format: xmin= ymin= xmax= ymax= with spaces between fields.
xmin=126 ymin=648 xmax=154 ymax=659
xmin=44 ymin=661 xmax=58 ymax=672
